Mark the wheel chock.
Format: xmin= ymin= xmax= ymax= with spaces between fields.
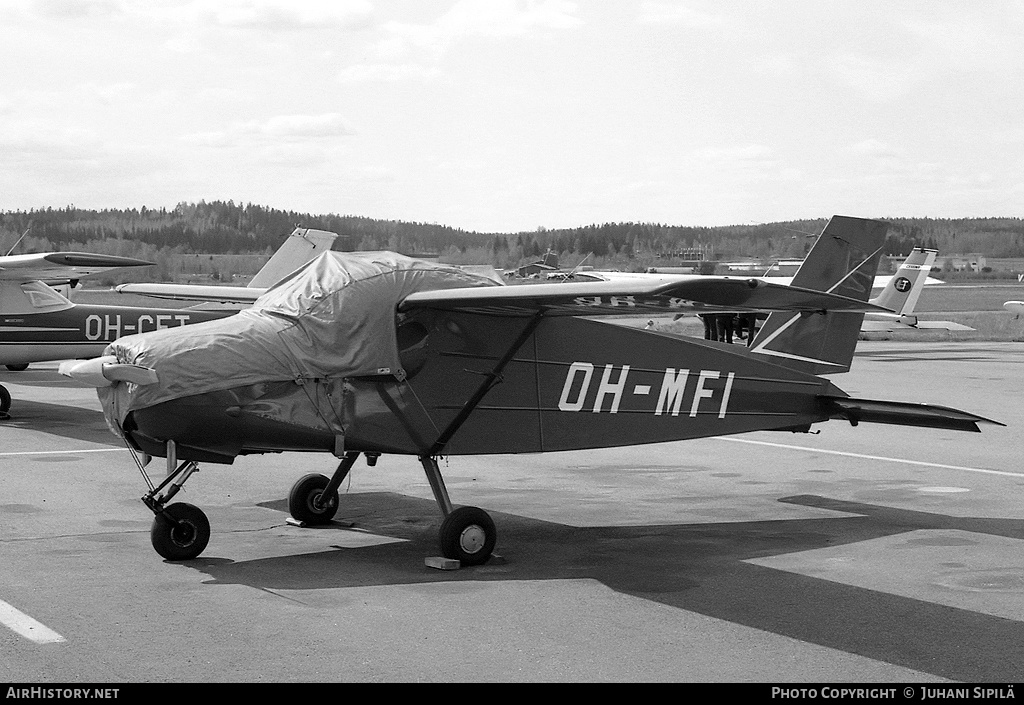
xmin=424 ymin=556 xmax=461 ymax=570
xmin=286 ymin=516 xmax=355 ymax=528
xmin=424 ymin=553 xmax=506 ymax=570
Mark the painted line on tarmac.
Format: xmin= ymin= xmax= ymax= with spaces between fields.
xmin=0 ymin=448 xmax=120 ymax=457
xmin=715 ymin=437 xmax=1024 ymax=479
xmin=0 ymin=599 xmax=66 ymax=644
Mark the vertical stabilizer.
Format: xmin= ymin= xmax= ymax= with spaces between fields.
xmin=750 ymin=215 xmax=888 ymax=374
xmin=870 ymin=247 xmax=936 ymax=317
xmin=248 ymin=228 xmax=338 ymax=289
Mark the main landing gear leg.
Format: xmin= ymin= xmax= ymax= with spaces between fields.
xmin=420 ymin=455 xmax=496 ymax=566
xmin=139 ymin=440 xmax=210 ymax=561
xmin=287 ymin=451 xmax=360 ymax=525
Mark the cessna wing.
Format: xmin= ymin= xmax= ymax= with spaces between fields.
xmin=0 ymin=252 xmax=154 ymax=285
xmin=399 ymin=276 xmax=895 ymax=317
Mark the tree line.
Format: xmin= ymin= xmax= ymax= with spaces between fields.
xmin=2 ymin=203 xmax=1023 ymax=282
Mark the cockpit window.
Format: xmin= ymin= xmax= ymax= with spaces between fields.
xmin=21 ymin=282 xmax=73 ymax=310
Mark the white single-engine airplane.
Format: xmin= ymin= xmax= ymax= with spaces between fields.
xmin=0 ymin=228 xmax=337 ymax=417
xmin=859 ymin=248 xmax=971 ymax=332
xmin=62 ymin=215 xmax=1001 ymax=567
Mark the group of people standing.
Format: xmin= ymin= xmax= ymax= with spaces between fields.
xmin=698 ymin=313 xmax=759 ymax=346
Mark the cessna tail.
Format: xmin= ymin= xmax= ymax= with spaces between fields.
xmin=750 ymin=215 xmax=886 ymax=374
xmin=115 ymin=227 xmax=338 ymax=304
xmin=860 ymin=248 xmax=973 ymax=332
xmin=869 ymin=247 xmax=935 ymax=320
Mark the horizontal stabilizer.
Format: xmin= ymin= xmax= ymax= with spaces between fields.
xmin=115 ymin=283 xmax=263 ymax=304
xmin=822 ymin=396 xmax=1003 ymax=433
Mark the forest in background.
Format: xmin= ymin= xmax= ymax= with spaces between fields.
xmin=2 ymin=201 xmax=1023 ymax=283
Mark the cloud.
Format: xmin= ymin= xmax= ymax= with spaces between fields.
xmin=379 ymin=0 xmax=581 ymax=59
xmin=159 ymin=0 xmax=373 ymax=30
xmin=256 ymin=113 xmax=353 ymax=139
xmin=337 ymin=63 xmax=441 ymax=84
xmin=29 ymin=0 xmax=124 ymax=20
xmin=181 ymin=112 xmax=353 ymax=147
xmin=636 ymin=1 xmax=724 ymax=28
xmin=334 ymin=0 xmax=581 ymax=85
xmin=699 ymin=144 xmax=775 ymax=163
xmin=0 ymin=132 xmax=101 ymax=165
xmin=851 ymin=139 xmax=900 ymax=158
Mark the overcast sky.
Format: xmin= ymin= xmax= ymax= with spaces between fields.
xmin=1 ymin=0 xmax=1021 ymax=233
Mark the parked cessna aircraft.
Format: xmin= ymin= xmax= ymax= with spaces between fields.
xmin=858 ymin=248 xmax=972 ymax=332
xmin=0 ymin=228 xmax=337 ymax=417
xmin=62 ymin=215 xmax=1000 ymax=566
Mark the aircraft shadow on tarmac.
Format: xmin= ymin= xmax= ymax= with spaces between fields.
xmin=184 ymin=492 xmax=1024 ymax=683
xmin=2 ymin=399 xmax=119 ymax=446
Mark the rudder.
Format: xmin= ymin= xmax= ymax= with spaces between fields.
xmin=750 ymin=215 xmax=888 ymax=374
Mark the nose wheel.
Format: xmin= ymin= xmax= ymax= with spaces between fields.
xmin=150 ymin=502 xmax=210 ymax=561
xmin=135 ymin=440 xmax=210 ymax=561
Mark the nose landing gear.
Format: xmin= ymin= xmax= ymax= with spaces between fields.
xmin=134 ymin=440 xmax=210 ymax=561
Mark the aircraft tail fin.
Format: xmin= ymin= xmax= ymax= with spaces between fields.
xmin=869 ymin=247 xmax=936 ymax=317
xmin=248 ymin=228 xmax=338 ymax=289
xmin=750 ymin=215 xmax=888 ymax=375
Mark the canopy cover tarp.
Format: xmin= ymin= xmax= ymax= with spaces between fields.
xmin=100 ymin=251 xmax=502 ymax=417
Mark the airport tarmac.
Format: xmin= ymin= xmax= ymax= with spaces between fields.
xmin=0 ymin=341 xmax=1022 ymax=683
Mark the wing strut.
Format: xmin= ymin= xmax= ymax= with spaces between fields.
xmin=427 ymin=312 xmax=544 ymax=458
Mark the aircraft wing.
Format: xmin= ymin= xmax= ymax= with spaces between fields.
xmin=115 ymin=283 xmax=264 ymax=304
xmin=399 ymin=277 xmax=896 ymax=317
xmin=0 ymin=252 xmax=153 ymax=283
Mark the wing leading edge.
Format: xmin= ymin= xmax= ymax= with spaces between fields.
xmin=399 ymin=277 xmax=896 ymax=317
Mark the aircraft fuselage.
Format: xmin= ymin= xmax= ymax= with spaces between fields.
xmin=0 ymin=304 xmax=232 ymax=366
xmin=120 ymin=313 xmax=845 ymax=463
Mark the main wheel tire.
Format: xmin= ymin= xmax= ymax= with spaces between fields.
xmin=288 ymin=473 xmax=339 ymax=525
xmin=5 ymin=364 xmax=28 ymax=372
xmin=151 ymin=503 xmax=210 ymax=561
xmin=439 ymin=506 xmax=496 ymax=566
xmin=0 ymin=385 xmax=11 ymax=415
